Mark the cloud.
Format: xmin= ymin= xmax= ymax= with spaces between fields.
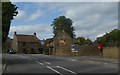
xmin=63 ymin=2 xmax=118 ymax=41
xmin=13 ymin=3 xmax=44 ymax=21
xmin=27 ymin=10 xmax=43 ymax=21
xmin=96 ymin=33 xmax=106 ymax=38
xmin=10 ymin=2 xmax=118 ymax=41
xmin=14 ymin=10 xmax=27 ymax=20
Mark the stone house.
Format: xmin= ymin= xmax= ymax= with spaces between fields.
xmin=12 ymin=32 xmax=41 ymax=54
xmin=45 ymin=38 xmax=53 ymax=46
xmin=45 ymin=38 xmax=54 ymax=55
xmin=53 ymin=30 xmax=73 ymax=55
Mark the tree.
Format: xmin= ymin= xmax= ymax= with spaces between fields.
xmin=51 ymin=16 xmax=75 ymax=38
xmin=75 ymin=37 xmax=85 ymax=45
xmin=75 ymin=37 xmax=92 ymax=45
xmin=84 ymin=38 xmax=92 ymax=45
xmin=95 ymin=29 xmax=120 ymax=47
xmin=2 ymin=2 xmax=18 ymax=43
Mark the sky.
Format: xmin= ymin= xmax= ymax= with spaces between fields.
xmin=8 ymin=2 xmax=118 ymax=41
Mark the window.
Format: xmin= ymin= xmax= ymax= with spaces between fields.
xmin=31 ymin=42 xmax=34 ymax=47
xmin=23 ymin=42 xmax=26 ymax=46
xmin=31 ymin=48 xmax=34 ymax=50
xmin=23 ymin=48 xmax=27 ymax=54
xmin=23 ymin=48 xmax=26 ymax=52
xmin=31 ymin=48 xmax=34 ymax=54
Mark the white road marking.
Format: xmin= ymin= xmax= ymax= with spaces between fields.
xmin=43 ymin=61 xmax=51 ymax=64
xmin=57 ymin=66 xmax=77 ymax=74
xmin=71 ymin=59 xmax=76 ymax=61
xmin=35 ymin=61 xmax=43 ymax=65
xmin=47 ymin=66 xmax=63 ymax=75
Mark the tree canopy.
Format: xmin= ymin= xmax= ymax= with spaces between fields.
xmin=95 ymin=29 xmax=120 ymax=46
xmin=2 ymin=2 xmax=18 ymax=43
xmin=84 ymin=38 xmax=92 ymax=45
xmin=75 ymin=37 xmax=92 ymax=45
xmin=51 ymin=16 xmax=75 ymax=38
xmin=75 ymin=37 xmax=85 ymax=45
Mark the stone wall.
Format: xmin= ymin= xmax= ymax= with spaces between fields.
xmin=54 ymin=45 xmax=100 ymax=56
xmin=76 ymin=45 xmax=100 ymax=56
xmin=54 ymin=38 xmax=73 ymax=56
xmin=103 ymin=47 xmax=119 ymax=59
xmin=17 ymin=42 xmax=40 ymax=54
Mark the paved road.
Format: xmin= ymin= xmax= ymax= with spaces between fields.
xmin=2 ymin=54 xmax=118 ymax=75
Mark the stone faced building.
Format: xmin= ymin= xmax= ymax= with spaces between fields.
xmin=45 ymin=38 xmax=53 ymax=47
xmin=12 ymin=32 xmax=41 ymax=54
xmin=53 ymin=30 xmax=73 ymax=55
xmin=45 ymin=38 xmax=54 ymax=55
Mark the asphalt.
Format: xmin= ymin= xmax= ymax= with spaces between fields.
xmin=1 ymin=54 xmax=119 ymax=75
xmin=44 ymin=55 xmax=118 ymax=65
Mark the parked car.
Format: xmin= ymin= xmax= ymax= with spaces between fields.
xmin=8 ymin=49 xmax=16 ymax=54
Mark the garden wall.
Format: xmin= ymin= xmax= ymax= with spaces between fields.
xmin=103 ymin=47 xmax=119 ymax=59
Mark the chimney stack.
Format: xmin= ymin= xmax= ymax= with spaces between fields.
xmin=34 ymin=33 xmax=36 ymax=36
xmin=14 ymin=31 xmax=17 ymax=35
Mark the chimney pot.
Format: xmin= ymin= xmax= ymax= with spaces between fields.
xmin=34 ymin=33 xmax=36 ymax=35
xmin=14 ymin=31 xmax=17 ymax=35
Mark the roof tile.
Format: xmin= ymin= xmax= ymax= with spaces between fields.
xmin=16 ymin=34 xmax=39 ymax=42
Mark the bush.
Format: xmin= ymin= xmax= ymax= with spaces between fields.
xmin=44 ymin=46 xmax=49 ymax=55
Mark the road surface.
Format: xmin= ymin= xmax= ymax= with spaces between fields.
xmin=2 ymin=54 xmax=118 ymax=75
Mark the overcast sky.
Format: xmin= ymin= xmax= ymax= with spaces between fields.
xmin=9 ymin=2 xmax=118 ymax=41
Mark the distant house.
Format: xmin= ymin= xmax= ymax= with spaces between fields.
xmin=45 ymin=38 xmax=53 ymax=47
xmin=44 ymin=38 xmax=54 ymax=55
xmin=53 ymin=30 xmax=73 ymax=55
xmin=12 ymin=32 xmax=41 ymax=54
